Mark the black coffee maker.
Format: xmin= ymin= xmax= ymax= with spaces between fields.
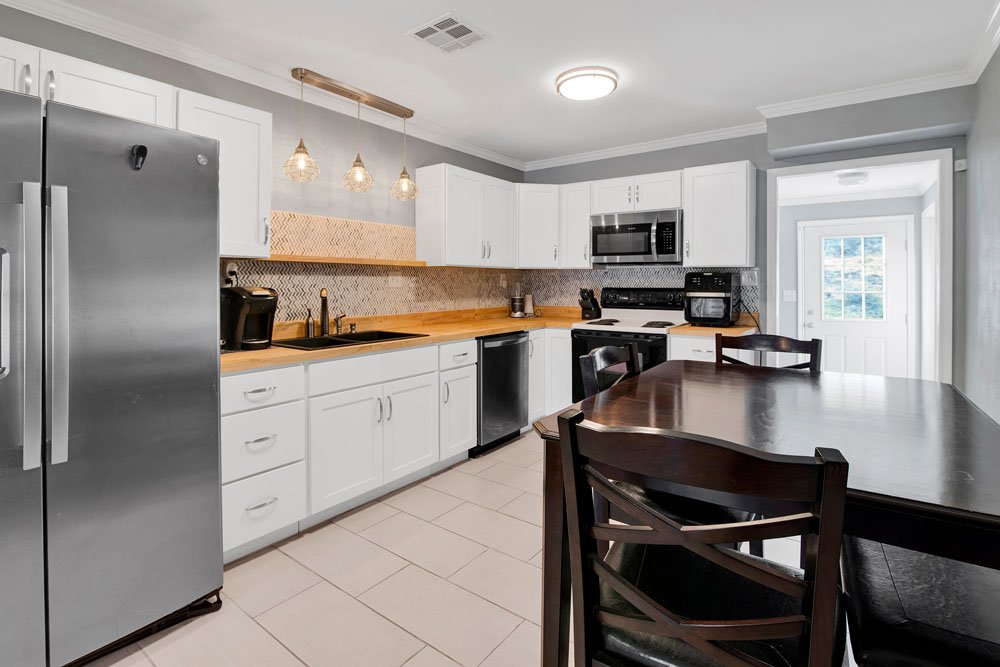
xmin=220 ymin=286 xmax=278 ymax=351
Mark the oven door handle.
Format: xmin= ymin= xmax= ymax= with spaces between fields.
xmin=684 ymin=292 xmax=730 ymax=298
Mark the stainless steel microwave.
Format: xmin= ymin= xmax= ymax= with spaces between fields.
xmin=590 ymin=209 xmax=682 ymax=265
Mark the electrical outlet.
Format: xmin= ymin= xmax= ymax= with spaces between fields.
xmin=740 ymin=268 xmax=759 ymax=287
xmin=500 ymin=274 xmax=507 ymax=290
xmin=388 ymin=275 xmax=407 ymax=288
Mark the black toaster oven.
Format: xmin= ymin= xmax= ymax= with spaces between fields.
xmin=683 ymin=272 xmax=740 ymax=327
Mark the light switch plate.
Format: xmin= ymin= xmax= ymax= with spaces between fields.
xmin=783 ymin=290 xmax=797 ymax=302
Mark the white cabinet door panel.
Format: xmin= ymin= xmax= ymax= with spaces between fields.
xmin=221 ymin=400 xmax=306 ymax=484
xmin=682 ymin=162 xmax=755 ymax=267
xmin=484 ymin=176 xmax=516 ymax=267
xmin=445 ymin=166 xmax=486 ymax=266
xmin=590 ymin=176 xmax=635 ymax=214
xmin=0 ymin=37 xmax=39 ymax=95
xmin=559 ymin=182 xmax=591 ymax=268
xmin=440 ymin=365 xmax=477 ymax=459
xmin=40 ymin=51 xmax=175 ymax=126
xmin=528 ymin=330 xmax=546 ymax=421
xmin=222 ymin=462 xmax=307 ymax=552
xmin=177 ymin=90 xmax=272 ymax=258
xmin=545 ymin=329 xmax=573 ymax=413
xmin=634 ymin=171 xmax=681 ymax=211
xmin=309 ymin=385 xmax=384 ymax=513
xmin=383 ymin=373 xmax=440 ymax=482
xmin=517 ymin=184 xmax=560 ymax=268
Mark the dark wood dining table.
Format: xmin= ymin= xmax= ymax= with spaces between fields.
xmin=533 ymin=360 xmax=1000 ymax=666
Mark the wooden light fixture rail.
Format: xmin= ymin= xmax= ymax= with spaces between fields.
xmin=292 ymin=68 xmax=414 ymax=119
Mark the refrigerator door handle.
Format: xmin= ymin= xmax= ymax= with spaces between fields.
xmin=22 ymin=182 xmax=42 ymax=471
xmin=49 ymin=185 xmax=70 ymax=465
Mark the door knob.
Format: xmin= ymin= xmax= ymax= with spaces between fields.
xmin=805 ymin=322 xmax=816 ymax=328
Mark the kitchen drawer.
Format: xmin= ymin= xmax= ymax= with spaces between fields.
xmin=222 ymin=461 xmax=306 ymax=552
xmin=309 ymin=353 xmax=382 ymax=396
xmin=438 ymin=339 xmax=477 ymax=371
xmin=221 ymin=401 xmax=306 ymax=483
xmin=668 ymin=335 xmax=717 ymax=363
xmin=382 ymin=345 xmax=437 ymax=381
xmin=221 ymin=365 xmax=304 ymax=415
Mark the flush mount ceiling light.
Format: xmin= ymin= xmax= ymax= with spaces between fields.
xmin=282 ymin=72 xmax=320 ymax=182
xmin=556 ymin=66 xmax=618 ymax=101
xmin=837 ymin=171 xmax=870 ymax=187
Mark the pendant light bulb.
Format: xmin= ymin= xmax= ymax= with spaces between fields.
xmin=391 ymin=117 xmax=418 ymax=201
xmin=283 ymin=74 xmax=320 ymax=182
xmin=343 ymin=100 xmax=374 ymax=192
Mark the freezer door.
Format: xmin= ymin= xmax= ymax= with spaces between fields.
xmin=44 ymin=103 xmax=222 ymax=665
xmin=0 ymin=90 xmax=45 ymax=667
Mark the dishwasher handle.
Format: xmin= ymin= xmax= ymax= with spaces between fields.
xmin=481 ymin=333 xmax=528 ymax=349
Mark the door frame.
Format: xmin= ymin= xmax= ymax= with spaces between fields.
xmin=766 ymin=148 xmax=953 ymax=383
xmin=796 ymin=215 xmax=917 ymax=377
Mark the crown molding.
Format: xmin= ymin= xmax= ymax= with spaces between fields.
xmin=0 ymin=0 xmax=527 ymax=170
xmin=968 ymin=0 xmax=1000 ymax=81
xmin=523 ymin=122 xmax=767 ymax=171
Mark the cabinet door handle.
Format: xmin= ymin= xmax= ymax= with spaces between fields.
xmin=481 ymin=241 xmax=486 ymax=259
xmin=553 ymin=245 xmax=558 ymax=261
xmin=243 ymin=386 xmax=276 ymax=400
xmin=262 ymin=217 xmax=270 ymax=246
xmin=583 ymin=244 xmax=588 ymax=261
xmin=635 ymin=184 xmax=640 ymax=204
xmin=244 ymin=434 xmax=277 ymax=451
xmin=685 ymin=240 xmax=690 ymax=258
xmin=529 ymin=339 xmax=534 ymax=357
xmin=452 ymin=352 xmax=469 ymax=362
xmin=443 ymin=382 xmax=450 ymax=404
xmin=386 ymin=396 xmax=393 ymax=421
xmin=376 ymin=397 xmax=383 ymax=423
xmin=245 ymin=497 xmax=278 ymax=513
xmin=46 ymin=70 xmax=55 ymax=101
xmin=627 ymin=185 xmax=631 ymax=204
xmin=486 ymin=241 xmax=492 ymax=259
xmin=22 ymin=64 xmax=32 ymax=95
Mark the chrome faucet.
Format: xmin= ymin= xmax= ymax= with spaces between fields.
xmin=333 ymin=311 xmax=347 ymax=335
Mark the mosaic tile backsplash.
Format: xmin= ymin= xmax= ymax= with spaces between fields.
xmin=228 ymin=211 xmax=759 ymax=321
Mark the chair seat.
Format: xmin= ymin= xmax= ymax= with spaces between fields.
xmin=842 ymin=537 xmax=1000 ymax=666
xmin=596 ymin=542 xmax=840 ymax=667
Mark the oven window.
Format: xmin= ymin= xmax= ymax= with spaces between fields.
xmin=689 ymin=297 xmax=727 ymax=319
xmin=592 ymin=224 xmax=651 ymax=256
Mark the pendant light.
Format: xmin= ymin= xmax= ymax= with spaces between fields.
xmin=283 ymin=73 xmax=320 ymax=182
xmin=390 ymin=117 xmax=418 ymax=201
xmin=343 ymin=100 xmax=374 ymax=192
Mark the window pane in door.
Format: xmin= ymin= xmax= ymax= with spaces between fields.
xmin=823 ymin=268 xmax=842 ymax=291
xmin=864 ymin=236 xmax=884 ymax=261
xmin=865 ymin=265 xmax=884 ymax=292
xmin=844 ymin=293 xmax=863 ymax=319
xmin=844 ymin=269 xmax=863 ymax=292
xmin=824 ymin=293 xmax=843 ymax=319
xmin=823 ymin=238 xmax=842 ymax=261
xmin=843 ymin=237 xmax=862 ymax=261
xmin=866 ymin=294 xmax=885 ymax=320
xmin=820 ymin=234 xmax=887 ymax=321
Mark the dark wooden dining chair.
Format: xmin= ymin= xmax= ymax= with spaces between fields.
xmin=558 ymin=408 xmax=848 ymax=667
xmin=841 ymin=537 xmax=1000 ymax=666
xmin=579 ymin=343 xmax=642 ymax=399
xmin=716 ymin=333 xmax=823 ymax=373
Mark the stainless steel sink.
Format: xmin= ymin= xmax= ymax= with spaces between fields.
xmin=272 ymin=331 xmax=427 ymax=351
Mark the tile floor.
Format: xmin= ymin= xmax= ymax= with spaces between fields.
xmin=92 ymin=431 xmax=853 ymax=667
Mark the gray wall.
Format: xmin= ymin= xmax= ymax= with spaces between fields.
xmin=776 ymin=197 xmax=927 ymax=338
xmin=962 ymin=48 xmax=1000 ymax=420
xmin=0 ymin=5 xmax=522 ymax=228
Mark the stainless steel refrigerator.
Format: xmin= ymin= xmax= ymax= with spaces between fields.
xmin=0 ymin=90 xmax=222 ymax=666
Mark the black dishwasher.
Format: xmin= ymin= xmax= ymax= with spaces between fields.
xmin=474 ymin=331 xmax=529 ymax=456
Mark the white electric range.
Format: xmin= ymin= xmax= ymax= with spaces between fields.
xmin=569 ymin=287 xmax=687 ymax=400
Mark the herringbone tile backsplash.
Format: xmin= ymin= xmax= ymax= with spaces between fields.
xmin=225 ymin=212 xmax=759 ymax=321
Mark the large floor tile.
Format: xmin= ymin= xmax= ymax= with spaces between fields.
xmin=529 ymin=550 xmax=543 ymax=568
xmin=279 ymin=523 xmax=407 ymax=596
xmin=480 ymin=622 xmax=540 ymax=667
xmin=449 ymin=550 xmax=542 ymax=624
xmin=86 ymin=644 xmax=154 ymax=667
xmin=454 ymin=454 xmax=501 ymax=476
xmin=434 ymin=503 xmax=541 ymax=562
xmin=489 ymin=438 xmax=544 ymax=468
xmin=384 ymin=484 xmax=464 ymax=521
xmin=403 ymin=646 xmax=460 ymax=666
xmin=478 ymin=461 xmax=543 ymax=495
xmin=138 ymin=595 xmax=301 ymax=667
xmin=360 ymin=566 xmax=520 ymax=667
xmin=259 ymin=582 xmax=423 ymax=667
xmin=361 ymin=511 xmax=486 ymax=578
xmin=223 ymin=548 xmax=321 ymax=617
xmin=335 ymin=501 xmax=399 ymax=533
xmin=498 ymin=492 xmax=542 ymax=526
xmin=422 ymin=469 xmax=521 ymax=510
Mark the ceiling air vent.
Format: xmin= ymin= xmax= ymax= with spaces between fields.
xmin=410 ymin=13 xmax=486 ymax=53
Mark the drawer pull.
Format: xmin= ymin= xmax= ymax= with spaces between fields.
xmin=452 ymin=352 xmax=469 ymax=361
xmin=244 ymin=434 xmax=277 ymax=451
xmin=243 ymin=386 xmax=277 ymax=400
xmin=245 ymin=497 xmax=278 ymax=513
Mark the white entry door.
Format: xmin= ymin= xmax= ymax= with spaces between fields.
xmin=799 ymin=217 xmax=913 ymax=377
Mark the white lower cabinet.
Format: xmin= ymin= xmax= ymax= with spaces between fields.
xmin=221 ymin=461 xmax=307 ymax=552
xmin=668 ymin=334 xmax=755 ymax=364
xmin=545 ymin=329 xmax=573 ymax=413
xmin=221 ymin=400 xmax=305 ymax=484
xmin=439 ymin=364 xmax=477 ymax=459
xmin=528 ymin=329 xmax=546 ymax=421
xmin=309 ymin=384 xmax=384 ymax=513
xmin=383 ymin=373 xmax=440 ymax=483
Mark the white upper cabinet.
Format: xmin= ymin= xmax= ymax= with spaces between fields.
xmin=682 ymin=161 xmax=756 ymax=267
xmin=517 ymin=183 xmax=560 ymax=268
xmin=177 ymin=90 xmax=273 ymax=258
xmin=558 ymin=182 xmax=591 ymax=269
xmin=591 ymin=171 xmax=681 ymax=214
xmin=634 ymin=171 xmax=682 ymax=211
xmin=484 ymin=176 xmax=516 ymax=267
xmin=590 ymin=176 xmax=635 ymax=215
xmin=39 ymin=52 xmax=175 ymax=127
xmin=0 ymin=37 xmax=39 ymax=95
xmin=417 ymin=164 xmax=501 ymax=267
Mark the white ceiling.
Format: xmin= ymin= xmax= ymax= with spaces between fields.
xmin=778 ymin=161 xmax=939 ymax=205
xmin=8 ymin=0 xmax=1000 ymax=169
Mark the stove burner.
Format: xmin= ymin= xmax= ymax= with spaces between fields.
xmin=643 ymin=321 xmax=676 ymax=328
xmin=588 ymin=319 xmax=619 ymax=326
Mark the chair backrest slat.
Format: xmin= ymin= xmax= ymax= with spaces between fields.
xmin=579 ymin=342 xmax=642 ymax=398
xmin=716 ymin=333 xmax=823 ymax=373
